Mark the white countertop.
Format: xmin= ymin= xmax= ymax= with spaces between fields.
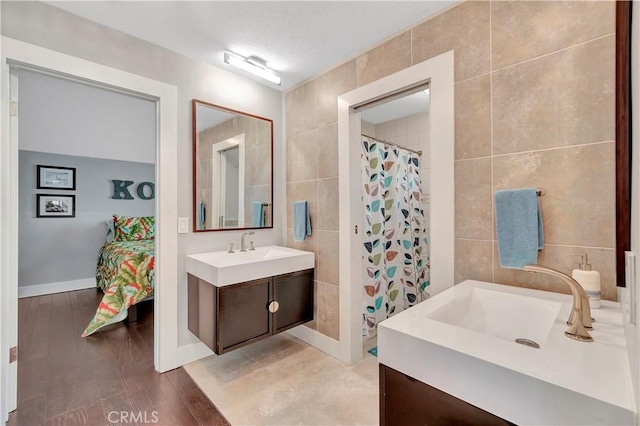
xmin=378 ymin=280 xmax=635 ymax=425
xmin=186 ymin=245 xmax=314 ymax=286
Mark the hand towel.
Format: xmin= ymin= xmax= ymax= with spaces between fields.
xmin=293 ymin=201 xmax=312 ymax=242
xmin=252 ymin=202 xmax=265 ymax=227
xmin=199 ymin=201 xmax=206 ymax=229
xmin=495 ymin=188 xmax=544 ymax=269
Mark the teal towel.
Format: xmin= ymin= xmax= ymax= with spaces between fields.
xmin=495 ymin=188 xmax=544 ymax=269
xmin=293 ymin=201 xmax=312 ymax=242
xmin=252 ymin=202 xmax=265 ymax=227
xmin=199 ymin=201 xmax=206 ymax=230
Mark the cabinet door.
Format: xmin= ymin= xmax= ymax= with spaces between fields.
xmin=380 ymin=364 xmax=515 ymax=426
xmin=218 ymin=277 xmax=272 ymax=353
xmin=272 ymin=269 xmax=314 ymax=333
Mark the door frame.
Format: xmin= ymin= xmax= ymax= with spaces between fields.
xmin=337 ymin=51 xmax=455 ymax=364
xmin=211 ymin=134 xmax=245 ymax=228
xmin=1 ymin=37 xmax=179 ymax=421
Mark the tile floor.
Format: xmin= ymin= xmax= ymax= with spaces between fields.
xmin=184 ymin=333 xmax=379 ymax=425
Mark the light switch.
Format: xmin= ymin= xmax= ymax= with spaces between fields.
xmin=178 ymin=217 xmax=189 ymax=234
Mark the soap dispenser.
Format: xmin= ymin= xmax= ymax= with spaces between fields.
xmin=571 ymin=254 xmax=601 ymax=309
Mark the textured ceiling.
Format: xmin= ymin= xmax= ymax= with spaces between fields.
xmin=45 ymin=1 xmax=456 ymax=91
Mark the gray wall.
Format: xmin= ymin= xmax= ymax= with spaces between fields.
xmin=19 ymin=150 xmax=155 ymax=286
xmin=2 ymin=1 xmax=284 ymax=347
xmin=19 ymin=69 xmax=156 ymax=163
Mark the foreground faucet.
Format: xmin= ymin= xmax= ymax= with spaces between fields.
xmin=523 ymin=264 xmax=594 ymax=342
xmin=240 ymin=231 xmax=255 ymax=252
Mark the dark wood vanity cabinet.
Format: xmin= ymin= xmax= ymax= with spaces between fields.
xmin=380 ymin=364 xmax=516 ymax=426
xmin=188 ymin=269 xmax=314 ymax=354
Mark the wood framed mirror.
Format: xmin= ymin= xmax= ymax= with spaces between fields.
xmin=192 ymin=99 xmax=273 ymax=232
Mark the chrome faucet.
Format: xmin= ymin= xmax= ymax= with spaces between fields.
xmin=240 ymin=231 xmax=255 ymax=252
xmin=523 ymin=264 xmax=594 ymax=342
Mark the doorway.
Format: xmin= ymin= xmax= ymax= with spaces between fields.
xmin=359 ymin=87 xmax=431 ymax=355
xmin=1 ymin=37 xmax=179 ymax=421
xmin=337 ymin=51 xmax=455 ymax=364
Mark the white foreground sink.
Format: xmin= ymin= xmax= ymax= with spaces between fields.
xmin=426 ymin=286 xmax=561 ymax=347
xmin=186 ymin=245 xmax=314 ymax=286
xmin=378 ymin=280 xmax=635 ymax=425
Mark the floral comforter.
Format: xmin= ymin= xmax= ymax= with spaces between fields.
xmin=82 ymin=240 xmax=155 ymax=337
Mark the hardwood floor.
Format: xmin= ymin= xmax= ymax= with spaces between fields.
xmin=7 ymin=289 xmax=229 ymax=426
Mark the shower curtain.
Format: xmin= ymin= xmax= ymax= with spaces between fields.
xmin=361 ymin=136 xmax=430 ymax=332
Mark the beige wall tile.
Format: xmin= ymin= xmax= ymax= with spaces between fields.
xmin=492 ymin=1 xmax=615 ymax=70
xmin=244 ymin=146 xmax=256 ymax=186
xmin=493 ymin=142 xmax=615 ymax=248
xmin=493 ymin=242 xmax=544 ymax=291
xmin=317 ymin=123 xmax=339 ymax=179
xmin=318 ymin=231 xmax=339 ymax=285
xmin=287 ymin=228 xmax=318 ymax=262
xmin=317 ymin=281 xmax=340 ymax=340
xmin=238 ymin=116 xmax=257 ymax=149
xmin=285 ymin=80 xmax=317 ymax=138
xmin=196 ymin=159 xmax=211 ymax=190
xmin=317 ymin=178 xmax=339 ymax=231
xmin=361 ymin=120 xmax=376 ymax=137
xmin=255 ymin=144 xmax=272 ymax=186
xmin=455 ymin=158 xmax=492 ymax=240
xmin=455 ymin=239 xmax=493 ymax=284
xmin=536 ymin=245 xmax=616 ymax=302
xmin=317 ymin=60 xmax=357 ymax=126
xmin=197 ymin=132 xmax=211 ymax=162
xmin=455 ymin=75 xmax=491 ymax=160
xmin=256 ymin=119 xmax=271 ymax=146
xmin=412 ymin=1 xmax=490 ymax=82
xmin=357 ymin=31 xmax=411 ymax=87
xmin=286 ymin=130 xmax=317 ymax=183
xmin=286 ymin=180 xmax=317 ymax=230
xmin=492 ymin=36 xmax=615 ymax=155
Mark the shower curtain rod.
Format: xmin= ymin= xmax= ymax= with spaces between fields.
xmin=361 ymin=134 xmax=422 ymax=156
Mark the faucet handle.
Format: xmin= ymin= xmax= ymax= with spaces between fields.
xmin=249 ymin=241 xmax=255 ymax=251
xmin=228 ymin=243 xmax=235 ymax=253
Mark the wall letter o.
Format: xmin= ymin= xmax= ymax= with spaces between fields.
xmin=136 ymin=182 xmax=155 ymax=200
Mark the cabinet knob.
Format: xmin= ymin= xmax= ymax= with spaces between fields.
xmin=268 ymin=300 xmax=280 ymax=313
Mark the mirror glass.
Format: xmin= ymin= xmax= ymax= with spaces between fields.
xmin=193 ymin=100 xmax=273 ymax=231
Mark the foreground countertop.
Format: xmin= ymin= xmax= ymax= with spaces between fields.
xmin=378 ymin=280 xmax=635 ymax=425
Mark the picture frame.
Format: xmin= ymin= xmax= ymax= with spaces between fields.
xmin=37 ymin=165 xmax=76 ymax=190
xmin=37 ymin=194 xmax=76 ymax=218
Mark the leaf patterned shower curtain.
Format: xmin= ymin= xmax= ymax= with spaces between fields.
xmin=361 ymin=136 xmax=430 ymax=332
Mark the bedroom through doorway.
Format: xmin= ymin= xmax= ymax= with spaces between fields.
xmin=12 ymin=66 xmax=160 ymax=421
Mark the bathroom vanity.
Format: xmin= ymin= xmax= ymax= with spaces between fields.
xmin=186 ymin=246 xmax=314 ymax=354
xmin=378 ymin=280 xmax=635 ymax=425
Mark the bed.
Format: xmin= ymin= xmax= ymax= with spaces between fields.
xmin=82 ymin=216 xmax=155 ymax=337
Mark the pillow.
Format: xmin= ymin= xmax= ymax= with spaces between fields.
xmin=105 ymin=220 xmax=115 ymax=243
xmin=113 ymin=215 xmax=155 ymax=241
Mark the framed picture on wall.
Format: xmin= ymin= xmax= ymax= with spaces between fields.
xmin=37 ymin=194 xmax=76 ymax=218
xmin=37 ymin=165 xmax=76 ymax=190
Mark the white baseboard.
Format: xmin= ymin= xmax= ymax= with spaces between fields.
xmin=177 ymin=341 xmax=215 ymax=367
xmin=18 ymin=278 xmax=96 ymax=298
xmin=286 ymin=325 xmax=340 ymax=359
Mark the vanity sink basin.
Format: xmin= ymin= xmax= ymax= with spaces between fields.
xmin=186 ymin=245 xmax=314 ymax=286
xmin=425 ymin=286 xmax=561 ymax=347
xmin=378 ymin=280 xmax=634 ymax=425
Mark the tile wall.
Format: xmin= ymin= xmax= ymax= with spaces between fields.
xmin=285 ymin=1 xmax=616 ymax=341
xmin=197 ymin=116 xmax=272 ymax=228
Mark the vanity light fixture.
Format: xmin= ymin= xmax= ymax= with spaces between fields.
xmin=223 ymin=52 xmax=282 ymax=86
